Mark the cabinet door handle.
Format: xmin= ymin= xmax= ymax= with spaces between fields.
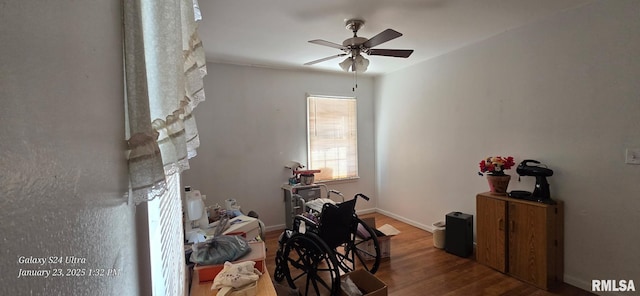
xmin=498 ymin=218 xmax=504 ymax=231
xmin=510 ymin=220 xmax=515 ymax=233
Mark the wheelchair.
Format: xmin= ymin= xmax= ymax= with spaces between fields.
xmin=274 ymin=193 xmax=381 ymax=296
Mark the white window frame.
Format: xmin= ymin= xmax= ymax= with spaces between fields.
xmin=306 ymin=95 xmax=359 ymax=182
xmin=147 ymin=172 xmax=185 ymax=296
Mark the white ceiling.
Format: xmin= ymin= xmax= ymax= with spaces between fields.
xmin=198 ymin=0 xmax=591 ymax=75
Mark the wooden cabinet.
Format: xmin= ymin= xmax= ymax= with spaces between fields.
xmin=476 ymin=195 xmax=507 ymax=272
xmin=476 ymin=192 xmax=563 ymax=290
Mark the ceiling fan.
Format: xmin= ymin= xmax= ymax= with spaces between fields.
xmin=304 ymin=19 xmax=414 ymax=72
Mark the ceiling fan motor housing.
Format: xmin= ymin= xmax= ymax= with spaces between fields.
xmin=343 ymin=37 xmax=368 ymax=47
xmin=345 ymin=19 xmax=365 ymax=33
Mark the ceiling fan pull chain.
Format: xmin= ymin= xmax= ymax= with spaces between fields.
xmin=352 ymin=70 xmax=358 ymax=92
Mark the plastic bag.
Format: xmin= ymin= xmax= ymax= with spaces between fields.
xmin=340 ymin=275 xmax=363 ymax=296
xmin=190 ymin=235 xmax=251 ymax=265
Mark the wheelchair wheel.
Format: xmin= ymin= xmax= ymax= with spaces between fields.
xmin=273 ymin=231 xmax=288 ymax=282
xmin=273 ymin=249 xmax=285 ymax=282
xmin=334 ymin=217 xmax=381 ymax=274
xmin=281 ymin=232 xmax=340 ymax=296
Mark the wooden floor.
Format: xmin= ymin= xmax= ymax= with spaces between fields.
xmin=264 ymin=212 xmax=595 ymax=296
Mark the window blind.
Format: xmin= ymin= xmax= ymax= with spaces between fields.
xmin=307 ymin=96 xmax=358 ymax=181
xmin=147 ymin=172 xmax=185 ymax=296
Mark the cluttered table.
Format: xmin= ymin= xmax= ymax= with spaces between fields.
xmin=189 ymin=268 xmax=277 ymax=296
xmin=187 ymin=214 xmax=276 ymax=296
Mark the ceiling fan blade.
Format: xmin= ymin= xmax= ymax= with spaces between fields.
xmin=304 ymin=53 xmax=347 ymax=66
xmin=308 ymin=39 xmax=347 ymax=50
xmin=368 ymin=49 xmax=414 ymax=58
xmin=363 ymin=29 xmax=403 ymax=48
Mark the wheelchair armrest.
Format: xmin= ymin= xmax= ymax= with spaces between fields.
xmin=294 ymin=214 xmax=318 ymax=227
xmin=293 ymin=214 xmax=319 ymax=233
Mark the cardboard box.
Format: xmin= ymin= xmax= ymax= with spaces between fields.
xmin=193 ymin=241 xmax=266 ymax=282
xmin=340 ymin=269 xmax=387 ymax=296
xmin=358 ymin=236 xmax=391 ymax=260
xmin=358 ymin=218 xmax=400 ymax=260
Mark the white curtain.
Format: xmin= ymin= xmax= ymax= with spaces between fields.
xmin=124 ymin=0 xmax=206 ymax=202
xmin=124 ymin=1 xmax=206 ymax=295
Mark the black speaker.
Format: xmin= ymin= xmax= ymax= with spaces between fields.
xmin=445 ymin=211 xmax=473 ymax=258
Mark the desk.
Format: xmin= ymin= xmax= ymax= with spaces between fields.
xmin=190 ymin=268 xmax=277 ymax=296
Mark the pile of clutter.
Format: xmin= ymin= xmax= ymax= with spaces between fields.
xmin=183 ymin=186 xmax=265 ymax=244
xmin=284 ymin=161 xmax=320 ymax=185
xmin=210 ymin=261 xmax=262 ymax=296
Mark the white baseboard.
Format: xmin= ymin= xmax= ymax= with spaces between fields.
xmin=374 ymin=208 xmax=435 ymax=233
xmin=356 ymin=207 xmax=377 ymax=215
xmin=265 ymin=223 xmax=286 ymax=232
xmin=564 ymin=274 xmax=592 ymax=293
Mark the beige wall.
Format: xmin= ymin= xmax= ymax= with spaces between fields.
xmin=374 ymin=0 xmax=640 ymax=292
xmin=0 ymin=1 xmax=139 ymax=295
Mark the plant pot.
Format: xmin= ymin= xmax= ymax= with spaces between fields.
xmin=300 ymin=174 xmax=314 ymax=185
xmin=486 ymin=174 xmax=511 ymax=195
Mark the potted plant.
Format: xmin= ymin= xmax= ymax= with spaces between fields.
xmin=479 ymin=156 xmax=515 ymax=194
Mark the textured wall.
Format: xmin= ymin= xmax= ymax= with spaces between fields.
xmin=0 ymin=1 xmax=139 ymax=295
xmin=374 ymin=0 xmax=640 ymax=292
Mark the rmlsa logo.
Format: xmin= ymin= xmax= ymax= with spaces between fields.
xmin=592 ymin=280 xmax=636 ymax=292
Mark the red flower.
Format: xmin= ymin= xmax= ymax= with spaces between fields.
xmin=479 ymin=156 xmax=515 ymax=175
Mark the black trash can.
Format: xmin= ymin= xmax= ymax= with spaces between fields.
xmin=445 ymin=212 xmax=473 ymax=258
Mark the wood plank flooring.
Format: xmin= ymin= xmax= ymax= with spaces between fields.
xmin=264 ymin=212 xmax=595 ymax=296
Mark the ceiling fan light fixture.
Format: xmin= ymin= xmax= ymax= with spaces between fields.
xmin=339 ymin=55 xmax=369 ymax=72
xmin=339 ymin=57 xmax=353 ymax=71
xmin=354 ymin=55 xmax=369 ymax=72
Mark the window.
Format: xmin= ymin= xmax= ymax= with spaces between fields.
xmin=307 ymin=95 xmax=358 ymax=182
xmin=147 ymin=173 xmax=185 ymax=296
